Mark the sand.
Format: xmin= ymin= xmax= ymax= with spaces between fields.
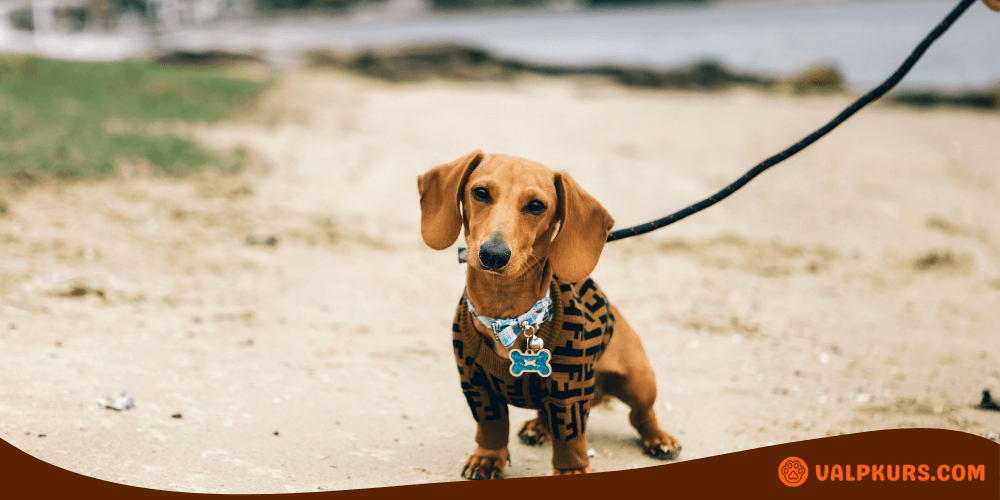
xmin=1 ymin=69 xmax=998 ymax=492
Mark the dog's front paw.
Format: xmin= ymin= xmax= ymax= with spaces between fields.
xmin=461 ymin=447 xmax=510 ymax=480
xmin=517 ymin=418 xmax=551 ymax=446
xmin=643 ymin=431 xmax=682 ymax=460
xmin=552 ymin=467 xmax=593 ymax=475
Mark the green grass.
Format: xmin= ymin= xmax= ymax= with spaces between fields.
xmin=0 ymin=55 xmax=273 ymax=180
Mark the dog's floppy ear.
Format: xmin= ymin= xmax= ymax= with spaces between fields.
xmin=548 ymin=171 xmax=615 ymax=283
xmin=417 ymin=150 xmax=485 ymax=250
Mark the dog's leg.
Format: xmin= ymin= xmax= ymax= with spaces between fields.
xmin=508 ymin=408 xmax=596 ymax=474
xmin=612 ymin=369 xmax=682 ymax=460
xmin=547 ymin=402 xmax=594 ymax=475
xmin=462 ymin=417 xmax=510 ymax=479
xmin=596 ymin=306 xmax=682 ymax=460
xmin=462 ymin=446 xmax=510 ymax=480
xmin=517 ymin=410 xmax=552 ymax=446
xmin=550 ymin=427 xmax=593 ymax=475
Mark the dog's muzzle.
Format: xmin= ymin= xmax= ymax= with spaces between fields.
xmin=478 ymin=240 xmax=511 ymax=271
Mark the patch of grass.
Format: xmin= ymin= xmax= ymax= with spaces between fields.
xmin=0 ymin=55 xmax=273 ymax=180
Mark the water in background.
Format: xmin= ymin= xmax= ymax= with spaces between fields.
xmin=2 ymin=0 xmax=998 ymax=91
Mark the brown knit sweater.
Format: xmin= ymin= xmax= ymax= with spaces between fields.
xmin=451 ymin=276 xmax=615 ymax=470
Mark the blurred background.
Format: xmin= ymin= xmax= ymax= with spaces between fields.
xmin=1 ymin=0 xmax=999 ymax=93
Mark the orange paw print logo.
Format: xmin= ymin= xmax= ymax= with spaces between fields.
xmin=779 ymin=457 xmax=808 ymax=487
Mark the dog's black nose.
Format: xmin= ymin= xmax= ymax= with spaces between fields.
xmin=478 ymin=241 xmax=511 ymax=271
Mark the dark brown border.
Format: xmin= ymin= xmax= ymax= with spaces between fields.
xmin=2 ymin=428 xmax=996 ymax=499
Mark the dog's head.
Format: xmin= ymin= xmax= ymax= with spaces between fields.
xmin=417 ymin=150 xmax=614 ymax=283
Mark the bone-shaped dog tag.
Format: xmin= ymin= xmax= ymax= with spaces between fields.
xmin=509 ymin=349 xmax=551 ymax=377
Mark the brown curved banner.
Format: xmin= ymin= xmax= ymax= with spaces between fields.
xmin=2 ymin=428 xmax=996 ymax=499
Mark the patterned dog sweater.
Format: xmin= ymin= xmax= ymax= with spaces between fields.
xmin=451 ymin=276 xmax=616 ymax=469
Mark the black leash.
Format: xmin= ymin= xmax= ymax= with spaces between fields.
xmin=606 ymin=0 xmax=978 ymax=243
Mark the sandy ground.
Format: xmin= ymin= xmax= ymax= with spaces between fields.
xmin=1 ymin=69 xmax=999 ymax=493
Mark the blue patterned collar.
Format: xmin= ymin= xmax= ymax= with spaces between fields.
xmin=466 ymin=289 xmax=553 ymax=349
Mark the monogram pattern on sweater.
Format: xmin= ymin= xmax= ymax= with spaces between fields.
xmin=451 ymin=277 xmax=615 ymax=443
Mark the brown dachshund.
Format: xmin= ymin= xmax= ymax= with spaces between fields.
xmin=418 ymin=150 xmax=682 ymax=478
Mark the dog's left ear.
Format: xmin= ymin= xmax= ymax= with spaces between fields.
xmin=549 ymin=171 xmax=615 ymax=283
xmin=417 ymin=150 xmax=485 ymax=250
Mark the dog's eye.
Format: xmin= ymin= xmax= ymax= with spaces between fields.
xmin=526 ymin=200 xmax=546 ymax=214
xmin=471 ymin=187 xmax=490 ymax=202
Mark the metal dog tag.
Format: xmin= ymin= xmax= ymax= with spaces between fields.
xmin=509 ymin=349 xmax=551 ymax=378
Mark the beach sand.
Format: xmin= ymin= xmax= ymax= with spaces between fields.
xmin=1 ymin=69 xmax=998 ymax=492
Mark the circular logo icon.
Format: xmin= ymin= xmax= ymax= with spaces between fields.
xmin=779 ymin=457 xmax=808 ymax=487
